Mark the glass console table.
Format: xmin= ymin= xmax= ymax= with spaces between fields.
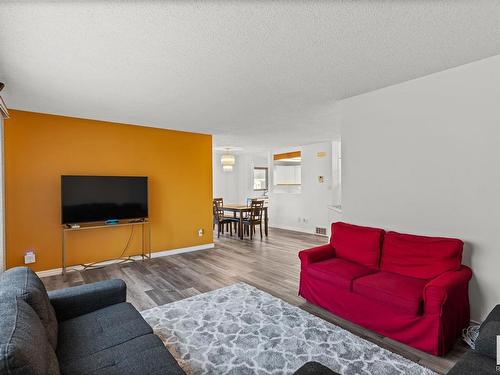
xmin=61 ymin=220 xmax=151 ymax=275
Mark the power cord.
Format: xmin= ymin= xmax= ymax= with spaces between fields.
xmin=79 ymin=225 xmax=135 ymax=269
xmin=117 ymin=225 xmax=135 ymax=259
xmin=462 ymin=325 xmax=480 ymax=349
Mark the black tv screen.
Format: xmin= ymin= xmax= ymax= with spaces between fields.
xmin=61 ymin=176 xmax=148 ymax=224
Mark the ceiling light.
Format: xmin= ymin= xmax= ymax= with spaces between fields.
xmin=221 ymin=150 xmax=235 ymax=172
xmin=221 ymin=154 xmax=235 ymax=166
xmin=213 ymin=146 xmax=243 ymax=152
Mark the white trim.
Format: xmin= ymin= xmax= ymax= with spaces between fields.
xmin=149 ymin=243 xmax=214 ymax=258
xmin=327 ymin=205 xmax=343 ymax=213
xmin=36 ymin=243 xmax=214 ymax=278
xmin=269 ymin=225 xmax=328 ymax=237
xmin=0 ymin=96 xmax=8 ymax=119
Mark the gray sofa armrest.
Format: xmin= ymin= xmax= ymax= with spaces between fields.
xmin=481 ymin=304 xmax=500 ymax=329
xmin=48 ymin=279 xmax=126 ymax=321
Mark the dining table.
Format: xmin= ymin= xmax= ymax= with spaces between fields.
xmin=223 ymin=204 xmax=269 ymax=240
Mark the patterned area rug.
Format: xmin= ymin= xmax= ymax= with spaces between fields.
xmin=141 ymin=283 xmax=435 ymax=375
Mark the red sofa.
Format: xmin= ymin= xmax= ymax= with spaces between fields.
xmin=299 ymin=222 xmax=472 ymax=356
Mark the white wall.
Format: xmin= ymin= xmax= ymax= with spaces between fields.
xmin=237 ymin=153 xmax=269 ymax=203
xmin=212 ymin=151 xmax=268 ymax=204
xmin=269 ymin=141 xmax=340 ymax=235
xmin=213 ymin=143 xmax=340 ymax=236
xmin=213 ymin=151 xmax=240 ymax=203
xmin=340 ymin=55 xmax=500 ymax=322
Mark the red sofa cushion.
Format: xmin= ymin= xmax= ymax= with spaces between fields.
xmin=381 ymin=231 xmax=463 ymax=279
xmin=353 ymin=272 xmax=428 ymax=315
xmin=307 ymin=258 xmax=376 ymax=291
xmin=330 ymin=222 xmax=385 ymax=268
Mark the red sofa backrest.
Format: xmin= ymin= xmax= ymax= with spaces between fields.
xmin=380 ymin=231 xmax=463 ymax=279
xmin=330 ymin=222 xmax=385 ymax=268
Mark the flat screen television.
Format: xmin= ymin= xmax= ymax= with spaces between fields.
xmin=61 ymin=176 xmax=148 ymax=224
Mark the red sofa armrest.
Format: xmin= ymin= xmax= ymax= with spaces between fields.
xmin=299 ymin=244 xmax=335 ymax=268
xmin=423 ymin=265 xmax=472 ymax=315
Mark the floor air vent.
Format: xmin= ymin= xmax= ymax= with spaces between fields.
xmin=315 ymin=227 xmax=327 ymax=236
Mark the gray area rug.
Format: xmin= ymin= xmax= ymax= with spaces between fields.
xmin=141 ymin=283 xmax=436 ymax=375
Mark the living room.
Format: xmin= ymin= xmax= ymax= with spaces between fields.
xmin=1 ymin=1 xmax=500 ymax=375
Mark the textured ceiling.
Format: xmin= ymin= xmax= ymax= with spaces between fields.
xmin=1 ymin=1 xmax=500 ymax=151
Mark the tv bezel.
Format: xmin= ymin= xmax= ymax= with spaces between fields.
xmin=60 ymin=175 xmax=149 ymax=224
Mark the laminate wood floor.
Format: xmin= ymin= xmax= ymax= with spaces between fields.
xmin=42 ymin=227 xmax=466 ymax=374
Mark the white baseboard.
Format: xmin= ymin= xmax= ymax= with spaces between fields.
xmin=270 ymin=225 xmax=328 ymax=237
xmin=36 ymin=243 xmax=215 ymax=278
xmin=149 ymin=243 xmax=214 ymax=258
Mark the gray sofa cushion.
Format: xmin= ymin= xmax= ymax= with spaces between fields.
xmin=0 ymin=296 xmax=60 ymax=375
xmin=48 ymin=279 xmax=127 ymax=321
xmin=59 ymin=334 xmax=185 ymax=375
xmin=447 ymin=350 xmax=497 ymax=375
xmin=475 ymin=320 xmax=500 ymax=359
xmin=0 ymin=267 xmax=58 ymax=349
xmin=56 ymin=302 xmax=153 ymax=363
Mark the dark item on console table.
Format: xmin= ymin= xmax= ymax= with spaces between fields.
xmin=448 ymin=305 xmax=500 ymax=375
xmin=298 ymin=221 xmax=472 ymax=356
xmin=0 ymin=267 xmax=185 ymax=375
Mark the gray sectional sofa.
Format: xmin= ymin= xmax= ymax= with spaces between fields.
xmin=0 ymin=267 xmax=185 ymax=375
xmin=0 ymin=266 xmax=341 ymax=375
xmin=448 ymin=305 xmax=500 ymax=375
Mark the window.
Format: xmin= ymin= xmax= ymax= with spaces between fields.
xmin=253 ymin=167 xmax=268 ymax=190
xmin=273 ymin=165 xmax=301 ymax=185
xmin=273 ymin=151 xmax=301 ymax=187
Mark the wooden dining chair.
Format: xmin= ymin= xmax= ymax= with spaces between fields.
xmin=213 ymin=200 xmax=238 ymax=238
xmin=243 ymin=198 xmax=260 ymax=220
xmin=242 ymin=200 xmax=264 ymax=240
xmin=213 ymin=197 xmax=238 ymax=232
xmin=213 ymin=198 xmax=224 ymax=229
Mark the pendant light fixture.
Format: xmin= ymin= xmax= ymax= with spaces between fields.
xmin=221 ymin=149 xmax=235 ymax=172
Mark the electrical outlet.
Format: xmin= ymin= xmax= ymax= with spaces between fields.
xmin=198 ymin=228 xmax=204 ymax=237
xmin=24 ymin=250 xmax=36 ymax=264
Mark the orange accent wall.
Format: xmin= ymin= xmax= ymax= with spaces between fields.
xmin=4 ymin=110 xmax=213 ymax=271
